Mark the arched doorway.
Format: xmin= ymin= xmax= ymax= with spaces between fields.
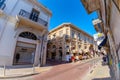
xmin=51 ymin=45 xmax=56 ymax=60
xmin=13 ymin=32 xmax=37 ymax=65
xmin=59 ymin=47 xmax=62 ymax=60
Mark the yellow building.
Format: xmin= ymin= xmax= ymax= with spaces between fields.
xmin=47 ymin=23 xmax=94 ymax=61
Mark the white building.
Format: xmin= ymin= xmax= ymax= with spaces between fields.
xmin=0 ymin=0 xmax=52 ymax=66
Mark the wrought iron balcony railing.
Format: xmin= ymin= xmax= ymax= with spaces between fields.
xmin=0 ymin=3 xmax=6 ymax=10
xmin=19 ymin=9 xmax=48 ymax=27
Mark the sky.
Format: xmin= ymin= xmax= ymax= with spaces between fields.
xmin=38 ymin=0 xmax=98 ymax=36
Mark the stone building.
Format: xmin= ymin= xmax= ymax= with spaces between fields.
xmin=47 ymin=23 xmax=94 ymax=61
xmin=0 ymin=0 xmax=52 ymax=66
xmin=81 ymin=0 xmax=120 ymax=79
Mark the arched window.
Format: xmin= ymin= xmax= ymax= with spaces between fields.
xmin=19 ymin=32 xmax=37 ymax=40
xmin=53 ymin=45 xmax=56 ymax=48
xmin=59 ymin=47 xmax=62 ymax=53
xmin=59 ymin=47 xmax=62 ymax=49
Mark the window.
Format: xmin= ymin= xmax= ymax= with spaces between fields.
xmin=98 ymin=23 xmax=102 ymax=32
xmin=86 ymin=37 xmax=89 ymax=42
xmin=84 ymin=36 xmax=86 ymax=42
xmin=53 ymin=45 xmax=56 ymax=48
xmin=30 ymin=9 xmax=39 ymax=22
xmin=53 ymin=33 xmax=56 ymax=38
xmin=59 ymin=30 xmax=63 ymax=37
xmin=84 ymin=46 xmax=87 ymax=49
xmin=0 ymin=0 xmax=6 ymax=10
xmin=79 ymin=45 xmax=81 ymax=48
xmin=66 ymin=29 xmax=69 ymax=35
xmin=19 ymin=32 xmax=37 ymax=40
xmin=48 ymin=36 xmax=51 ymax=40
xmin=71 ymin=30 xmax=75 ymax=38
xmin=81 ymin=34 xmax=84 ymax=40
xmin=78 ymin=33 xmax=81 ymax=40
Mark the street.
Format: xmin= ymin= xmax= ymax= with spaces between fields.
xmin=0 ymin=58 xmax=100 ymax=80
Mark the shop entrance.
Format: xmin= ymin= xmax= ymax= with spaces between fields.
xmin=13 ymin=42 xmax=36 ymax=65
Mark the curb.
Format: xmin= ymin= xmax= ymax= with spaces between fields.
xmin=0 ymin=66 xmax=52 ymax=79
xmin=0 ymin=72 xmax=39 ymax=79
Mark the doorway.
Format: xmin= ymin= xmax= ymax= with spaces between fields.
xmin=13 ymin=42 xmax=36 ymax=65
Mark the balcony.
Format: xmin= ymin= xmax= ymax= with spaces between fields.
xmin=72 ymin=37 xmax=77 ymax=41
xmin=65 ymin=35 xmax=71 ymax=42
xmin=0 ymin=3 xmax=6 ymax=16
xmin=16 ymin=9 xmax=48 ymax=30
xmin=81 ymin=0 xmax=100 ymax=14
xmin=48 ymin=40 xmax=52 ymax=45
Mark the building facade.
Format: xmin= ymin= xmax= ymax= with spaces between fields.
xmin=47 ymin=23 xmax=94 ymax=61
xmin=0 ymin=0 xmax=52 ymax=66
xmin=81 ymin=0 xmax=120 ymax=79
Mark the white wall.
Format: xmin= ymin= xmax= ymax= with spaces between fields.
xmin=0 ymin=20 xmax=17 ymax=65
xmin=3 ymin=0 xmax=18 ymax=14
xmin=0 ymin=0 xmax=51 ymax=66
xmin=11 ymin=0 xmax=32 ymax=16
xmin=0 ymin=16 xmax=7 ymax=38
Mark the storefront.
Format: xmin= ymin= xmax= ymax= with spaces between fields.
xmin=13 ymin=42 xmax=36 ymax=65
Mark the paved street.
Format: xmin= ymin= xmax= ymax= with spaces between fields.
xmin=0 ymin=58 xmax=100 ymax=80
xmin=33 ymin=58 xmax=100 ymax=80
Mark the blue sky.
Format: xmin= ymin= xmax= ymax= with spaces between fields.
xmin=38 ymin=0 xmax=98 ymax=36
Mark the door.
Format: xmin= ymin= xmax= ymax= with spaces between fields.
xmin=13 ymin=42 xmax=36 ymax=65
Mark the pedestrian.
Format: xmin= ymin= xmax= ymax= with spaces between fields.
xmin=102 ymin=54 xmax=107 ymax=65
xmin=31 ymin=52 xmax=35 ymax=64
xmin=79 ymin=53 xmax=82 ymax=60
xmin=75 ymin=54 xmax=79 ymax=62
xmin=71 ymin=54 xmax=75 ymax=63
xmin=66 ymin=52 xmax=70 ymax=63
xmin=16 ymin=53 xmax=20 ymax=63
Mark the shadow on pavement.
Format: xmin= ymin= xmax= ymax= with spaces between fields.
xmin=45 ymin=59 xmax=67 ymax=67
xmin=92 ymin=77 xmax=113 ymax=80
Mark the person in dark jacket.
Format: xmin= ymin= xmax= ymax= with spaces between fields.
xmin=16 ymin=53 xmax=20 ymax=63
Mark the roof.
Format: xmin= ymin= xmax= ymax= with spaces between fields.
xmin=49 ymin=23 xmax=93 ymax=39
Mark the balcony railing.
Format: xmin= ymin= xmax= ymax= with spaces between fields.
xmin=65 ymin=35 xmax=70 ymax=39
xmin=0 ymin=3 xmax=6 ymax=10
xmin=19 ymin=9 xmax=48 ymax=27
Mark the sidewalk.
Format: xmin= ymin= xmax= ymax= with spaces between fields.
xmin=0 ymin=65 xmax=52 ymax=79
xmin=83 ymin=60 xmax=113 ymax=80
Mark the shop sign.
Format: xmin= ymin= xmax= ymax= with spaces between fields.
xmin=93 ymin=32 xmax=105 ymax=41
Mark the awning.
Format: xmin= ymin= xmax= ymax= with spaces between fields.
xmin=98 ymin=36 xmax=107 ymax=50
